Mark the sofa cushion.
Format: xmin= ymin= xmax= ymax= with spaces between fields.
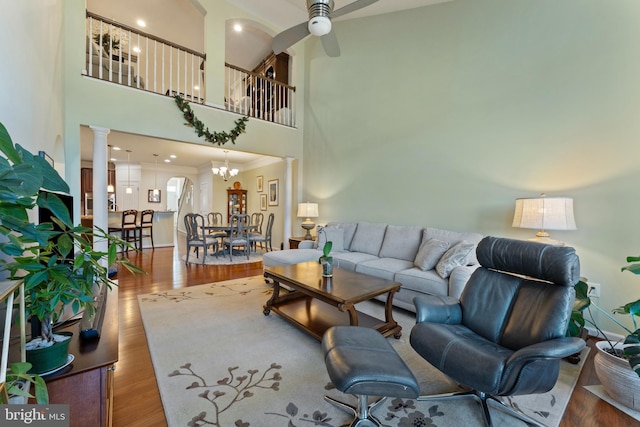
xmin=435 ymin=241 xmax=476 ymax=279
xmin=331 ymin=251 xmax=379 ymax=271
xmin=414 ymin=238 xmax=450 ymax=271
xmin=378 ymin=225 xmax=423 ymax=261
xmin=394 ymin=268 xmax=449 ymax=296
xmin=356 ymin=258 xmax=414 ymax=281
xmin=327 ymin=222 xmax=358 ymax=250
xmin=424 ymin=228 xmax=484 ymax=264
xmin=317 ymin=227 xmax=346 ymax=252
xmin=349 ymin=222 xmax=387 ymax=256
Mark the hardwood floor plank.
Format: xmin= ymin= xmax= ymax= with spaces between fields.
xmin=112 ymin=243 xmax=639 ymax=426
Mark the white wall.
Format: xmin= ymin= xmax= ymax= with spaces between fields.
xmin=0 ymin=0 xmax=64 ymax=174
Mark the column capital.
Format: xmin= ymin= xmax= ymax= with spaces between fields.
xmin=89 ymin=126 xmax=111 ymax=136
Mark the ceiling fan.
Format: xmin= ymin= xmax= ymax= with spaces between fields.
xmin=272 ymin=0 xmax=379 ymax=57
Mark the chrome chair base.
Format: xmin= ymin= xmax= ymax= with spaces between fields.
xmin=324 ymin=394 xmax=386 ymax=427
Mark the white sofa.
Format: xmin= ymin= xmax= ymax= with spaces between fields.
xmin=263 ymin=221 xmax=483 ymax=313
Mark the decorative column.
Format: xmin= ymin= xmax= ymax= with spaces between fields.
xmin=89 ymin=126 xmax=110 ymax=256
xmin=284 ymin=157 xmax=294 ymax=245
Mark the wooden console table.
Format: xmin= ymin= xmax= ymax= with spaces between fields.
xmin=12 ymin=287 xmax=118 ymax=427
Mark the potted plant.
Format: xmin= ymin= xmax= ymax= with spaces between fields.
xmin=565 ymin=279 xmax=591 ymax=363
xmin=93 ymin=33 xmax=120 ymax=55
xmin=318 ymin=241 xmax=333 ymax=277
xmin=587 ymin=255 xmax=640 ymax=410
xmin=0 ymin=362 xmax=48 ymax=404
xmin=0 ymin=122 xmax=143 ymax=374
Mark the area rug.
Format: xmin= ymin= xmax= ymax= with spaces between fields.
xmin=182 ymin=248 xmax=266 ymax=265
xmin=138 ymin=276 xmax=588 ymax=427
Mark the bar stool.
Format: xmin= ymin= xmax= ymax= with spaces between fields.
xmin=139 ymin=209 xmax=154 ymax=249
xmin=107 ymin=209 xmax=139 ymax=252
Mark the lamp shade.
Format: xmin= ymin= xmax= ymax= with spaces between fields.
xmin=512 ymin=196 xmax=576 ymax=232
xmin=297 ymin=202 xmax=319 ymax=218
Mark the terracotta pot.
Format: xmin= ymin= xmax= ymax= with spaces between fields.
xmin=594 ymin=340 xmax=640 ymax=410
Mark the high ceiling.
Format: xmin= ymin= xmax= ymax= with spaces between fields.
xmin=81 ymin=0 xmax=452 ymax=169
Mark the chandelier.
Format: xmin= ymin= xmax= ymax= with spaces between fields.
xmin=211 ymin=150 xmax=239 ymax=181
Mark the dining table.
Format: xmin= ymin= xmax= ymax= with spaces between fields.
xmin=202 ymin=223 xmax=260 ymax=256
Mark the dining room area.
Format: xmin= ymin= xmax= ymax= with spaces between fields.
xmin=80 ymin=126 xmax=287 ymax=261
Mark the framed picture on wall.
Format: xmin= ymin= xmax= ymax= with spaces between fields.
xmin=257 ymin=175 xmax=264 ymax=192
xmin=260 ymin=194 xmax=267 ymax=211
xmin=268 ymin=179 xmax=279 ymax=206
xmin=148 ymin=189 xmax=161 ymax=203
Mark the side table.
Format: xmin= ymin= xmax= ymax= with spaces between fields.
xmin=289 ymin=236 xmax=316 ymax=249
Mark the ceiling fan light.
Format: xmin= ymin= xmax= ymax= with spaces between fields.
xmin=308 ymin=16 xmax=331 ymax=37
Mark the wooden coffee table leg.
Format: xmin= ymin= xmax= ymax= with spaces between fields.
xmin=340 ymin=303 xmax=359 ymax=326
xmin=263 ymin=279 xmax=281 ymax=315
xmin=385 ymin=288 xmax=402 ymax=338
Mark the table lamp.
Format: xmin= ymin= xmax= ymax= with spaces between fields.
xmin=297 ymin=202 xmax=319 ymax=240
xmin=512 ymin=193 xmax=576 ymax=245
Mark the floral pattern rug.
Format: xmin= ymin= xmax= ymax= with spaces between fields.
xmin=138 ymin=276 xmax=588 ymax=427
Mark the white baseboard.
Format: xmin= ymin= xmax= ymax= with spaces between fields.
xmin=585 ymin=326 xmax=625 ymax=342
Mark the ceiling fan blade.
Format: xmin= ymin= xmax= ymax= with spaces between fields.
xmin=321 ymin=30 xmax=340 ymax=57
xmin=331 ymin=0 xmax=379 ymax=19
xmin=272 ymin=21 xmax=310 ymax=54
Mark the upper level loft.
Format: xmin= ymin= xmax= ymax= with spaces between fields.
xmin=84 ymin=11 xmax=296 ymax=128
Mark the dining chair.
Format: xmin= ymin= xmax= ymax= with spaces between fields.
xmin=248 ymin=212 xmax=264 ymax=251
xmin=139 ymin=209 xmax=155 ymax=249
xmin=249 ymin=213 xmax=274 ymax=252
xmin=250 ymin=212 xmax=264 ymax=233
xmin=184 ymin=213 xmax=218 ymax=264
xmin=109 ymin=209 xmax=139 ymax=252
xmin=223 ymin=214 xmax=250 ymax=261
xmin=207 ymin=211 xmax=227 ymax=241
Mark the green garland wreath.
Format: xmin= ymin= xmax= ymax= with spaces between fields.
xmin=174 ymin=95 xmax=249 ymax=146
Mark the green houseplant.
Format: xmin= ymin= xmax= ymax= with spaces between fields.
xmin=584 ymin=255 xmax=640 ymax=411
xmin=0 ymin=122 xmax=143 ymax=374
xmin=318 ymin=241 xmax=333 ymax=277
xmin=0 ymin=362 xmax=48 ymax=404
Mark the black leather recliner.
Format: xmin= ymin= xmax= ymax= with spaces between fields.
xmin=410 ymin=236 xmax=586 ymax=427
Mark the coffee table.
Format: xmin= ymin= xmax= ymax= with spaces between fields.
xmin=263 ymin=261 xmax=402 ymax=340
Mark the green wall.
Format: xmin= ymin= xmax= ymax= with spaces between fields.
xmin=302 ymin=0 xmax=640 ymax=333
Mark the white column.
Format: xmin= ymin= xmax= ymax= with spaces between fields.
xmin=89 ymin=126 xmax=110 ymax=256
xmin=284 ymin=157 xmax=294 ymax=246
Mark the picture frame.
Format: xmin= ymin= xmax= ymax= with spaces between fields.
xmin=257 ymin=175 xmax=264 ymax=192
xmin=148 ymin=189 xmax=161 ymax=203
xmin=268 ymin=179 xmax=279 ymax=206
xmin=260 ymin=194 xmax=267 ymax=211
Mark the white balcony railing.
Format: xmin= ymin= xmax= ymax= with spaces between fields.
xmin=85 ymin=12 xmax=205 ymax=102
xmin=85 ymin=12 xmax=296 ymax=127
xmin=225 ymin=64 xmax=296 ymax=127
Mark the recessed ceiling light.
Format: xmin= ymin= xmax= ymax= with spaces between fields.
xmin=113 ymin=146 xmax=121 ymax=151
xmin=170 ymin=154 xmax=177 ymax=158
xmin=234 ymin=24 xmax=242 ymax=32
xmin=133 ymin=46 xmax=141 ymax=53
xmin=137 ymin=19 xmax=146 ymax=27
xmin=164 ymin=159 xmax=171 ymax=163
xmin=194 ymin=85 xmax=200 ymax=91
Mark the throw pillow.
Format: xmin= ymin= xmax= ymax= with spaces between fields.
xmin=414 ymin=238 xmax=450 ymax=271
xmin=435 ymin=240 xmax=475 ymax=279
xmin=317 ymin=227 xmax=345 ymax=252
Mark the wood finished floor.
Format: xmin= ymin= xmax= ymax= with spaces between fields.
xmin=112 ymin=243 xmax=640 ymax=427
